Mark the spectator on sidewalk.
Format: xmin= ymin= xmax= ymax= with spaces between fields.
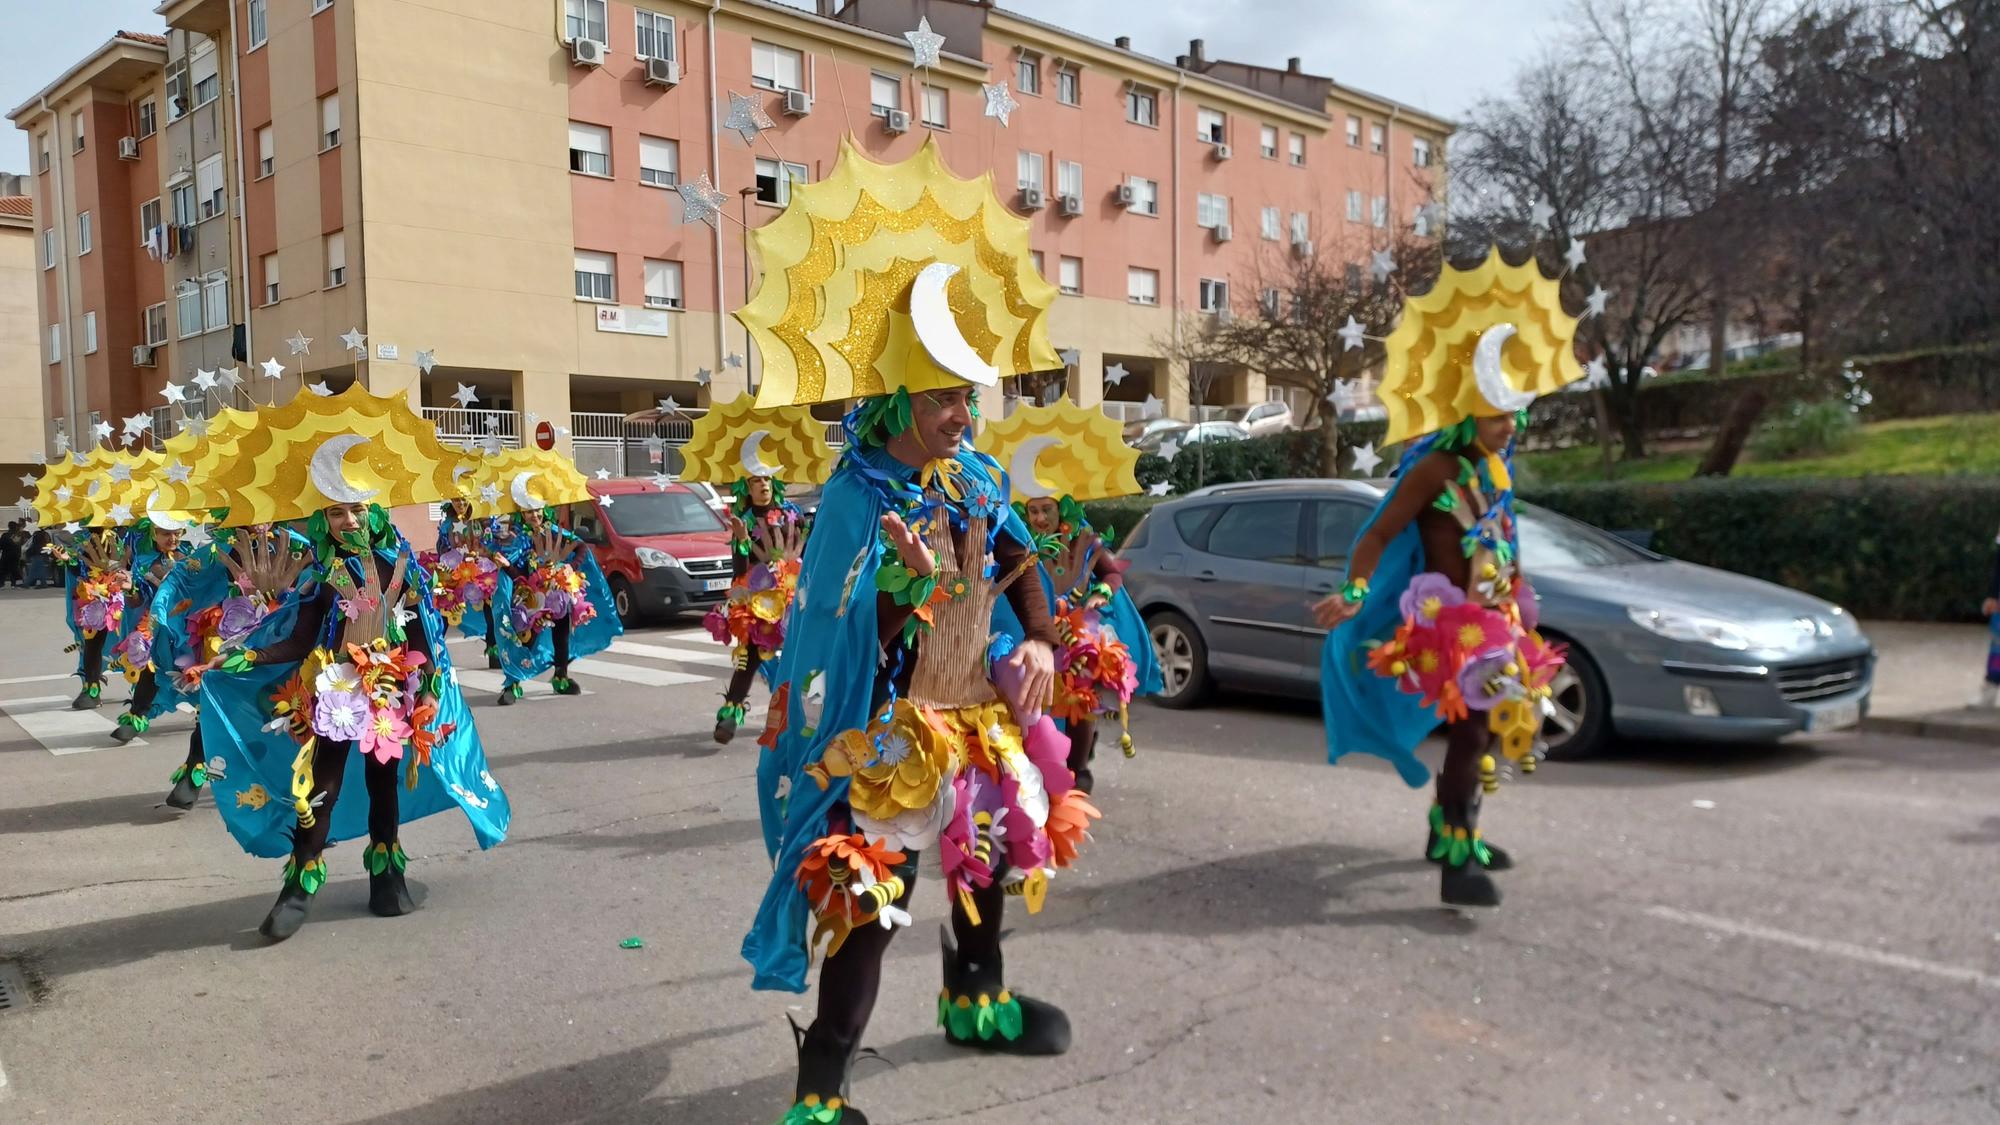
xmin=0 ymin=520 xmax=24 ymax=587
xmin=1981 ymin=526 xmax=2000 ymax=708
xmin=25 ymin=527 xmax=52 ymax=588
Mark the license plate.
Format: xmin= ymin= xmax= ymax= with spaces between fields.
xmin=1807 ymin=698 xmax=1860 ymax=733
xmin=703 ymin=577 xmax=732 ymax=592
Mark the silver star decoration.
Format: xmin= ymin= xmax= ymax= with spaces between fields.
xmin=451 ymin=383 xmax=480 ymax=408
xmin=695 ymin=368 xmax=713 ymax=386
xmin=1530 ymin=198 xmax=1555 ymax=229
xmin=55 ymin=485 xmax=73 ymax=503
xmin=479 ymin=483 xmax=500 ymax=505
xmin=1564 ymin=238 xmax=1588 ymax=270
xmin=307 ymin=381 xmax=334 ymax=397
xmin=108 ymin=502 xmax=133 ymax=524
xmin=122 ymin=431 xmax=140 ymax=447
xmin=18 ymin=473 xmax=34 ymax=487
xmin=594 ymin=469 xmax=612 ymax=481
xmin=62 ymin=520 xmax=81 ymax=533
xmin=165 ymin=461 xmax=191 ymax=483
xmin=480 ymin=434 xmax=503 ymax=455
xmin=905 ymin=16 xmax=946 ymax=68
xmin=1328 ymin=377 xmax=1361 ymax=407
xmin=216 ymin=366 xmax=242 ymax=390
xmin=1104 ymin=362 xmax=1130 ymax=387
xmin=1584 ymin=285 xmax=1612 ymax=318
xmin=675 ymin=174 xmax=729 ymax=227
xmin=339 ymin=327 xmax=367 ymax=355
xmin=658 ymin=396 xmax=682 ymax=414
xmin=981 ymin=81 xmax=1019 ymax=127
xmin=1584 ymin=355 xmax=1610 ymax=388
xmin=1141 ymin=393 xmax=1162 ymax=418
xmin=643 ymin=435 xmax=665 ymax=454
xmin=723 ymin=91 xmax=775 ymax=146
xmin=525 ymin=411 xmax=540 ymax=426
xmin=481 ymin=414 xmax=502 ymax=433
xmin=1159 ymin=439 xmax=1180 ymax=460
xmin=192 ymin=369 xmax=219 ymax=392
xmin=31 ymin=451 xmax=45 ymax=464
xmin=555 ymin=426 xmax=571 ymax=438
xmin=415 ymin=349 xmax=438 ymax=375
xmin=1337 ymin=316 xmax=1368 ymax=352
xmin=649 ymin=473 xmax=673 ymax=491
xmin=183 ymin=523 xmax=211 ymax=549
xmin=1370 ymin=249 xmax=1396 ymax=282
xmin=261 ymin=357 xmax=285 ymax=380
xmin=599 ymin=494 xmax=615 ymax=507
xmin=1058 ymin=348 xmax=1081 ymax=367
xmin=122 ymin=413 xmax=153 ymax=438
xmin=182 ymin=414 xmax=210 ymax=437
xmin=1148 ymin=481 xmax=1171 ymax=497
xmin=91 ymin=420 xmax=114 ymax=444
xmin=286 ymin=331 xmax=312 ymax=356
xmin=160 ymin=382 xmax=187 ymax=405
xmin=1349 ymin=442 xmax=1383 ymax=477
xmin=723 ymin=353 xmax=744 ymax=369
xmin=54 ymin=432 xmax=70 ymax=454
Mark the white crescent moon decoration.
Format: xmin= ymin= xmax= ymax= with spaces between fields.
xmin=1472 ymin=323 xmax=1537 ymax=414
xmin=144 ymin=496 xmax=186 ymax=532
xmin=509 ymin=470 xmax=545 ymax=511
xmin=739 ymin=429 xmax=779 ymax=478
xmin=1008 ymin=434 xmax=1060 ymax=500
xmin=308 ymin=434 xmax=380 ymax=505
xmin=909 ymin=261 xmax=998 ymax=387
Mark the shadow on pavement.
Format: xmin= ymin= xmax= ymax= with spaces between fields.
xmin=521 ymin=816 xmax=764 ymax=859
xmin=654 ymin=1028 xmax=944 ymax=1125
xmin=1948 ymin=814 xmax=2000 ymax=846
xmin=0 ymin=791 xmax=185 ymax=833
xmin=1533 ymin=738 xmax=1824 ymax=788
xmin=496 ymin=730 xmax=726 ymax=769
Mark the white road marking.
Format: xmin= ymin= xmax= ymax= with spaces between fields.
xmin=453 ymin=670 xmax=588 ymax=698
xmin=660 ymin=629 xmax=722 ymax=645
xmin=0 ymin=672 xmax=77 ymax=686
xmin=0 ymin=695 xmax=149 ymax=753
xmin=1646 ymin=905 xmax=2000 ymax=990
xmin=607 ymin=640 xmax=734 ymax=668
xmin=567 ymin=658 xmax=708 ymax=688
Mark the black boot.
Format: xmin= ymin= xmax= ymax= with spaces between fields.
xmin=1433 ymin=803 xmax=1502 ymax=908
xmin=715 ymin=701 xmax=745 ymax=744
xmin=938 ymin=928 xmax=1071 ymax=1056
xmin=71 ymin=682 xmax=102 ymax=710
xmin=111 ymin=712 xmax=146 ymax=744
xmin=497 ymin=681 xmax=520 ymax=706
xmin=783 ymin=1015 xmax=870 ymax=1125
xmin=164 ymin=761 xmax=204 ymax=810
xmin=552 ymin=674 xmax=581 ymax=696
xmin=485 ymin=644 xmax=501 ymax=671
xmin=1425 ymin=804 xmax=1512 ymax=871
xmin=258 ymin=857 xmax=324 ymax=942
xmin=365 ymin=842 xmax=417 ymax=917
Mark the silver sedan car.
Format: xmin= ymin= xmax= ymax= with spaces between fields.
xmin=1118 ymin=479 xmax=1875 ymax=758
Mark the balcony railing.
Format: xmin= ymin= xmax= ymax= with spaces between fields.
xmin=422 ymin=407 xmax=522 ymax=451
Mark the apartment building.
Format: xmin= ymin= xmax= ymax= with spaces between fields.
xmin=11 ymin=0 xmax=1449 ymax=467
xmin=1 ymin=182 xmax=46 ymax=495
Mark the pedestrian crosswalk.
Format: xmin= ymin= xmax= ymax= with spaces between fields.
xmin=0 ymin=693 xmax=197 ymax=755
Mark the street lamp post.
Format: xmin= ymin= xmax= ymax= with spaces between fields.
xmin=739 ymin=186 xmax=760 ymax=393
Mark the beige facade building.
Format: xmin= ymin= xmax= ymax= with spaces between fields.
xmin=1 ymin=188 xmax=47 ymax=503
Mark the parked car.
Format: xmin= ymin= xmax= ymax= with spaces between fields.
xmin=1118 ymin=478 xmax=1874 ymax=758
xmin=1123 ymin=417 xmax=1186 ymax=445
xmin=564 ymin=479 xmax=735 ymax=624
xmin=680 ymin=480 xmax=728 ymax=513
xmin=1215 ymin=401 xmax=1295 ymax=437
xmin=1134 ymin=420 xmax=1250 ymax=456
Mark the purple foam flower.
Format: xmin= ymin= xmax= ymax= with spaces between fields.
xmin=1516 ymin=576 xmax=1540 ymax=632
xmin=120 ymin=632 xmax=153 ymax=669
xmin=747 ymin=564 xmax=778 ymax=594
xmin=218 ymin=596 xmax=266 ymax=644
xmin=77 ymin=600 xmax=107 ymax=632
xmin=542 ymin=587 xmax=573 ymax=620
xmin=1455 ymin=650 xmax=1516 ymax=711
xmin=510 ymin=605 xmax=534 ymax=634
xmin=312 ymin=687 xmax=371 ymax=741
xmin=1399 ymin=572 xmax=1465 ymax=624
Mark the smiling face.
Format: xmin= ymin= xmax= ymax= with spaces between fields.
xmin=152 ymin=526 xmax=183 ymax=554
xmin=902 ymin=387 xmax=975 ymax=461
xmin=746 ymin=475 xmax=774 ymax=507
xmin=1024 ymin=497 xmax=1061 ymax=535
xmin=323 ymin=502 xmax=369 ymax=547
xmin=1475 ymin=413 xmax=1519 ymax=453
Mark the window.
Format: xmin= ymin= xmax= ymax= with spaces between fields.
xmin=83 ymin=311 xmax=98 ymax=355
xmin=1196 ymin=192 xmax=1229 ymax=229
xmin=262 ymin=252 xmax=280 ymax=304
xmin=176 ymin=283 xmax=201 ymax=337
xmin=202 ymin=273 xmax=230 ymax=331
xmin=1259 ymin=124 xmax=1278 ymax=159
xmin=1413 ymin=203 xmax=1432 ymax=237
xmin=1198 ymin=278 xmax=1228 ymax=314
xmin=47 ymin=324 xmax=61 ymax=363
xmin=1127 ymin=175 xmax=1158 ymax=216
xmin=1413 ymin=137 xmax=1433 ymax=168
xmin=1196 ymin=107 xmax=1225 ymax=144
xmin=1371 ymin=195 xmax=1387 ymax=228
xmin=1314 ymin=501 xmax=1370 ymax=564
xmin=1346 ymin=115 xmax=1360 ymax=147
xmin=72 ymin=111 xmax=85 ymax=152
xmin=639 ymin=135 xmax=678 ymax=187
xmin=165 ymin=66 xmax=188 ymax=121
xmin=140 ymin=197 xmax=161 ymax=235
xmin=1260 ymin=205 xmax=1280 ymax=240
xmin=1016 ymin=51 xmax=1040 ymax=95
xmin=565 ymin=0 xmax=607 ymax=43
xmin=1126 ymin=267 xmax=1159 ymax=306
xmin=870 ymin=73 xmax=901 ymax=116
xmin=1291 ymin=212 xmax=1310 ymax=242
xmin=37 ymin=133 xmax=50 ymax=172
xmin=1125 ymin=86 xmax=1157 ymax=127
xmin=568 ymin=122 xmax=611 ymax=177
xmin=171 ymin=182 xmax=197 ymax=228
xmin=751 ymin=41 xmax=804 ymax=92
xmin=1029 ymin=250 xmax=1044 ymax=277
xmin=1207 ymin=500 xmax=1302 ymax=562
xmin=1344 ymin=262 xmax=1363 ymax=289
xmin=1259 ymin=287 xmax=1281 ymax=317
xmin=137 ymin=100 xmax=157 ymax=138
xmin=41 ymin=229 xmax=53 ymax=268
xmin=1345 ymin=190 xmax=1363 ymax=222
xmin=643 ymin=259 xmax=683 ymax=309
xmin=197 ymin=154 xmax=225 ymax=220
xmin=922 ymin=85 xmax=949 ymax=128
xmin=1056 ymin=66 xmax=1079 ymax=106
xmin=324 ymin=231 xmax=346 ymax=287
xmin=1370 ymin=122 xmax=1385 ymax=153
xmin=1288 ymin=132 xmax=1305 ymax=166
xmin=319 ymin=94 xmax=340 ymax=150
xmin=257 ymin=126 xmax=274 ymax=177
xmin=635 ymin=10 xmax=675 ymax=60
xmin=1057 ymin=160 xmax=1082 ymax=201
xmin=1058 ymin=256 xmax=1081 ymax=296
xmin=192 ymin=48 xmax=220 ymax=109
xmin=313 ymin=0 xmax=333 ymax=11
xmin=574 ymin=250 xmax=615 ymax=302
xmin=144 ymin=303 xmax=167 ymax=346
xmin=1016 ymin=150 xmax=1044 ymax=192
xmin=754 ymin=157 xmax=807 ymax=205
xmin=76 ymin=212 xmax=92 ymax=255
xmin=248 ymin=0 xmax=268 ymax=48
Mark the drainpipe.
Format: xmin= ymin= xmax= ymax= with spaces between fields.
xmin=706 ymin=0 xmax=728 ymax=388
xmin=41 ymin=95 xmax=79 ymax=449
xmin=1386 ymin=104 xmax=1400 ymax=234
xmin=1169 ymin=68 xmax=1185 ymax=420
xmin=226 ymin=0 xmax=254 ymax=380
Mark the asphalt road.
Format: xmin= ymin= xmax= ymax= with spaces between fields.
xmin=1 ymin=584 xmax=1997 ymax=1124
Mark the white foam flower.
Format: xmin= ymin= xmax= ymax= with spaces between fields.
xmin=314 ymin=661 xmax=362 ymax=696
xmin=875 ymin=732 xmax=913 ymax=767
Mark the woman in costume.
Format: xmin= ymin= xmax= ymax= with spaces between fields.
xmin=740 ymin=139 xmax=1096 ymax=1125
xmin=422 ymin=497 xmax=503 ymax=671
xmin=186 ymin=385 xmax=510 ymax=941
xmin=1314 ymin=249 xmax=1580 ymax=908
xmin=100 ymin=494 xmax=196 ymax=744
xmin=45 ymin=451 xmax=158 ymax=710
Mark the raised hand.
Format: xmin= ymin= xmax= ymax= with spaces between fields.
xmin=221 ymin=527 xmax=309 ymax=598
xmin=80 ymin=531 xmax=128 ymax=574
xmin=1311 ymin=592 xmax=1362 ymax=628
xmin=531 ymin=525 xmax=581 ymax=568
xmin=327 ymin=551 xmax=409 ymax=648
xmin=1044 ymin=532 xmax=1097 ymax=601
xmin=879 ymin=512 xmax=934 ymax=578
xmin=725 ymin=513 xmax=749 ymax=543
xmin=750 ymin=517 xmax=805 ymax=566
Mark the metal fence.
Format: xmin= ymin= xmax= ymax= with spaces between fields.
xmin=421 ymin=407 xmax=522 ymax=452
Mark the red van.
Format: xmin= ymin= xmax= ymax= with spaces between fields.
xmin=561 ymin=479 xmax=735 ymax=624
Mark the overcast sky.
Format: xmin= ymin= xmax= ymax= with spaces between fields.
xmin=1 ymin=0 xmax=1573 ymax=176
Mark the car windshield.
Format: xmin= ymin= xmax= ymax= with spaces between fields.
xmin=601 ymin=490 xmax=722 ymax=537
xmin=1216 ymin=406 xmax=1251 ymax=422
xmin=1516 ymin=504 xmax=1653 ymax=569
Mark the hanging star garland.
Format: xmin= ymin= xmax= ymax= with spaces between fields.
xmin=416 ymin=349 xmax=438 ymax=375
xmin=905 ymin=16 xmax=946 ymax=68
xmin=723 ymin=91 xmax=776 ymax=146
xmin=1337 ymin=316 xmax=1368 ymax=351
xmin=675 ymin=174 xmax=729 ymax=227
xmin=1584 ymin=285 xmax=1611 ymax=318
xmin=982 ymin=81 xmax=1019 ymax=127
xmin=451 ymin=383 xmax=479 ymax=408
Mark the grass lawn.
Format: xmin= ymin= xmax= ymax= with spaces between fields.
xmin=1517 ymin=413 xmax=2000 ymax=486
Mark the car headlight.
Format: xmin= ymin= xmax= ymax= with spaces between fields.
xmin=1626 ymin=607 xmax=1753 ymax=651
xmin=635 ymin=547 xmax=680 ymax=569
xmin=1825 ymin=605 xmax=1862 ymax=638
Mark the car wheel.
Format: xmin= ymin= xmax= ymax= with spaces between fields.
xmin=610 ymin=576 xmax=638 ymax=626
xmin=1147 ymin=609 xmax=1211 ymax=709
xmin=1539 ymin=640 xmax=1609 ymax=761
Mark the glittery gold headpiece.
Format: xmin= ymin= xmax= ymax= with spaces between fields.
xmin=29 ymin=451 xmax=100 ymax=525
xmin=974 ymin=400 xmax=1142 ymax=503
xmin=741 ymin=135 xmax=1061 ymax=408
xmin=154 ymin=406 xmax=260 ymax=512
xmin=678 ymin=394 xmax=835 ymax=486
xmin=463 ymin=448 xmax=593 ymax=518
xmin=83 ymin=449 xmax=171 ymax=526
xmin=1378 ymin=248 xmax=1584 ymax=445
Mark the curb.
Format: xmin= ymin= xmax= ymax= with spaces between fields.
xmin=1863 ymin=714 xmax=2000 ymax=748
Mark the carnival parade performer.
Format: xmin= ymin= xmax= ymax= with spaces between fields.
xmin=738 ymin=138 xmax=1098 ymax=1125
xmin=33 ymin=450 xmax=158 ymax=711
xmin=1314 ymin=249 xmax=1583 ymax=908
xmin=422 ymin=497 xmax=503 ymax=670
xmin=183 ymin=385 xmax=510 ymax=941
xmin=104 ymin=503 xmax=193 ymax=744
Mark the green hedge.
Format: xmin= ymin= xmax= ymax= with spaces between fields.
xmin=1082 ymin=497 xmax=1163 ymax=547
xmin=1523 ymin=476 xmax=2000 ymax=621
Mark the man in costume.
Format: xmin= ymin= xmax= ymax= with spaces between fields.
xmin=1314 ymin=249 xmax=1580 ymax=908
xmin=740 ymin=138 xmax=1098 ymax=1125
xmin=185 ymin=385 xmax=510 ymax=941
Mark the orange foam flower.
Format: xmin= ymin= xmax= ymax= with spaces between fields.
xmin=1045 ymin=788 xmax=1101 ymax=868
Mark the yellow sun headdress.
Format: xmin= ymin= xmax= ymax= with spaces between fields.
xmin=183 ymin=384 xmax=468 ymax=527
xmin=740 ymin=135 xmax=1060 ymax=409
xmin=83 ymin=449 xmax=191 ymax=528
xmin=29 ymin=451 xmax=101 ymax=526
xmin=153 ymin=405 xmax=260 ymax=512
xmin=678 ymin=394 xmax=836 ymax=486
xmin=462 ymin=448 xmax=593 ymax=518
xmin=1378 ymin=247 xmax=1586 ymax=446
xmin=974 ymin=400 xmax=1142 ymax=503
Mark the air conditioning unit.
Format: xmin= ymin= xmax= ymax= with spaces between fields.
xmin=644 ymin=56 xmax=681 ymax=87
xmin=883 ymin=108 xmax=911 ymax=134
xmin=1019 ymin=186 xmax=1046 ymax=211
xmin=1114 ymin=182 xmax=1136 ymax=207
xmin=1212 ymin=223 xmax=1233 ymax=242
xmin=782 ymin=89 xmax=813 ymax=116
xmin=117 ymin=136 xmax=139 ymax=160
xmin=1291 ymin=238 xmax=1315 ymax=258
xmin=1058 ymin=194 xmax=1083 ymax=217
xmin=570 ymin=37 xmax=606 ymax=67
xmin=1213 ymin=142 xmax=1232 ymax=161
xmin=132 ymin=345 xmax=156 ymax=366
